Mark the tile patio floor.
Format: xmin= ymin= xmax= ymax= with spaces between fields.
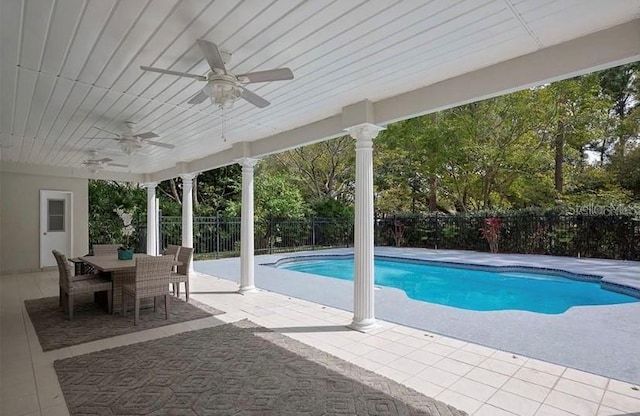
xmin=1 ymin=268 xmax=640 ymax=416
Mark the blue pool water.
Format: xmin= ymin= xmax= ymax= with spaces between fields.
xmin=279 ymin=257 xmax=638 ymax=314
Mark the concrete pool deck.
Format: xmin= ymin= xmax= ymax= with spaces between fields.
xmin=195 ymin=247 xmax=640 ymax=385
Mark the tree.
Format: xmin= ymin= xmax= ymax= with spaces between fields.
xmin=598 ymin=63 xmax=640 ymax=160
xmin=610 ymin=143 xmax=640 ymax=198
xmin=375 ymin=114 xmax=453 ymax=213
xmin=263 ymin=136 xmax=355 ymax=203
xmin=156 ymin=165 xmax=242 ymax=216
xmin=536 ymin=75 xmax=611 ymax=196
xmin=375 ymin=89 xmax=557 ymax=212
xmin=224 ymin=169 xmax=308 ymax=220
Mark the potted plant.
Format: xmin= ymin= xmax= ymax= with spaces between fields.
xmin=114 ymin=207 xmax=135 ymax=260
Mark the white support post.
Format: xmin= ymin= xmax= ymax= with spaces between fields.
xmin=143 ymin=182 xmax=158 ymax=256
xmin=346 ymin=123 xmax=384 ymax=332
xmin=155 ymin=197 xmax=160 ymax=255
xmin=237 ymin=157 xmax=259 ymax=293
xmin=181 ymin=173 xmax=196 ymax=272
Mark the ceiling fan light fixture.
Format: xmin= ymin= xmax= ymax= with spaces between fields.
xmin=206 ymin=80 xmax=242 ymax=109
xmin=120 ymin=141 xmax=141 ymax=155
xmin=87 ymin=164 xmax=100 ymax=174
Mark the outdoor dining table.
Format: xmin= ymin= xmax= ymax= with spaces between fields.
xmin=79 ymin=254 xmax=179 ymax=313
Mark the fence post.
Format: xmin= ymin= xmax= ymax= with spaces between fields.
xmin=435 ymin=212 xmax=439 ymax=250
xmin=311 ymin=217 xmax=316 ymax=250
xmin=269 ymin=215 xmax=274 ymax=255
xmin=215 ymin=213 xmax=220 ymax=259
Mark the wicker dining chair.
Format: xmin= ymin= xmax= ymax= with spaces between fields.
xmin=169 ymin=246 xmax=194 ymax=302
xmin=53 ymin=250 xmax=113 ymax=320
xmin=162 ymin=244 xmax=181 ymax=292
xmin=121 ymin=256 xmax=175 ymax=325
xmin=163 ymin=244 xmax=181 ymax=260
xmin=92 ymin=244 xmax=121 ymax=256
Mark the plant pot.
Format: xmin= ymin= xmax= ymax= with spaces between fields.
xmin=117 ymin=248 xmax=134 ymax=260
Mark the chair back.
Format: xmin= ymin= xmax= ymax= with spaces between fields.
xmin=92 ymin=244 xmax=121 ymax=256
xmin=134 ymin=256 xmax=175 ymax=297
xmin=52 ymin=250 xmax=73 ymax=290
xmin=176 ymin=246 xmax=194 ymax=276
xmin=164 ymin=244 xmax=181 ymax=260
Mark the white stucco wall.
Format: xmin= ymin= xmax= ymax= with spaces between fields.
xmin=0 ymin=171 xmax=88 ymax=274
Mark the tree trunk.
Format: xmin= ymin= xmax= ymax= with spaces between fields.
xmin=192 ymin=175 xmax=199 ymax=206
xmin=428 ymin=176 xmax=437 ymax=211
xmin=554 ymin=123 xmax=565 ymax=194
xmin=170 ymin=178 xmax=181 ymax=204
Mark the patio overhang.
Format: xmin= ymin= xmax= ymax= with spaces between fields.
xmin=147 ymin=18 xmax=640 ymax=183
xmin=2 ymin=18 xmax=639 ymax=182
xmin=0 ymin=1 xmax=638 ymax=181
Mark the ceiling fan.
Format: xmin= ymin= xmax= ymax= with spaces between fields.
xmin=140 ymin=39 xmax=294 ymax=109
xmin=83 ymin=121 xmax=174 ymax=155
xmin=82 ymin=150 xmax=128 ymax=174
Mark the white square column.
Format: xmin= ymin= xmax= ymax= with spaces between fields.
xmin=346 ymin=123 xmax=384 ymax=332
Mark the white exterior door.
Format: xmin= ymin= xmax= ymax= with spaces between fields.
xmin=40 ymin=190 xmax=73 ymax=268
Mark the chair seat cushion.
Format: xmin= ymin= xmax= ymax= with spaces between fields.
xmin=71 ymin=274 xmax=98 ymax=282
xmin=169 ymin=273 xmax=188 ymax=283
xmin=68 ymin=276 xmax=112 ymax=295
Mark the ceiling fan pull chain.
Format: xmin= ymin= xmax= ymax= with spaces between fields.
xmin=221 ymin=106 xmax=227 ymax=142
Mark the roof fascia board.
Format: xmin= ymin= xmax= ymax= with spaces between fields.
xmin=0 ymin=160 xmax=144 ymax=182
xmin=374 ymin=18 xmax=640 ymax=125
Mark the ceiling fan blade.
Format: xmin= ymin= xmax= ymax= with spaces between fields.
xmin=93 ymin=126 xmax=120 ymax=136
xmin=188 ymin=89 xmax=209 ymax=105
xmin=81 ymin=137 xmax=119 ymax=141
xmin=197 ymin=39 xmax=226 ymax=74
xmin=97 ymin=158 xmax=113 ymax=163
xmin=145 ymin=140 xmax=175 ymax=149
xmin=140 ymin=66 xmax=207 ymax=81
xmin=107 ymin=163 xmax=128 ymax=168
xmin=239 ymin=86 xmax=270 ymax=108
xmin=134 ymin=131 xmax=159 ymax=140
xmin=236 ymin=68 xmax=294 ymax=84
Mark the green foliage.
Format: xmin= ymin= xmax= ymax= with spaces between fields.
xmin=261 ymin=136 xmax=355 ymax=203
xmin=311 ymin=197 xmax=354 ymax=218
xmin=255 ymin=173 xmax=308 ymax=219
xmin=156 ymin=165 xmax=242 ymax=217
xmin=610 ymin=144 xmax=640 ymax=198
xmin=225 ymin=170 xmax=308 ymax=221
xmin=195 ymin=165 xmax=242 ymax=215
xmin=88 ymin=180 xmax=145 ymax=249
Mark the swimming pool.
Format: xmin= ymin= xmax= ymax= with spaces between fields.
xmin=277 ymin=256 xmax=639 ymax=314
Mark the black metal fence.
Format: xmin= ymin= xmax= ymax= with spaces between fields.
xmin=146 ymin=216 xmax=353 ymax=259
xmin=375 ymin=212 xmax=640 ymax=260
xmin=128 ymin=212 xmax=639 ymax=261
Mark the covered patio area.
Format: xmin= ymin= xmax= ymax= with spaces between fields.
xmin=2 ymin=1 xmax=640 ymax=415
xmin=3 ymin=266 xmax=640 ymax=416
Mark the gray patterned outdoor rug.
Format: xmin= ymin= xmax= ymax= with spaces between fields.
xmin=25 ymin=294 xmax=223 ymax=351
xmin=54 ymin=319 xmax=467 ymax=416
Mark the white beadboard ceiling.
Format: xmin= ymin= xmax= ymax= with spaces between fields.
xmin=1 ymin=0 xmax=639 ymax=178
